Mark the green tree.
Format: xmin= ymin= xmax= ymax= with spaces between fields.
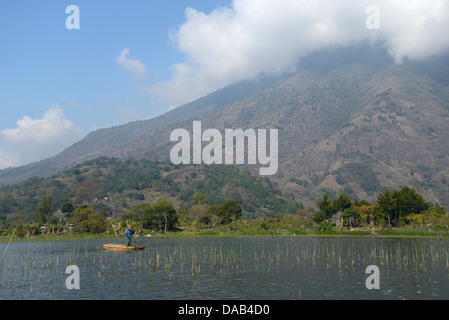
xmin=316 ymin=193 xmax=337 ymax=219
xmin=217 ymin=200 xmax=242 ymax=224
xmin=12 ymin=211 xmax=26 ymax=237
xmin=334 ymin=194 xmax=352 ymax=212
xmin=75 ymin=214 xmax=106 ymax=234
xmin=342 ymin=207 xmax=360 ymax=228
xmin=355 ymin=204 xmax=376 ymax=225
xmin=176 ymin=205 xmax=191 ymax=229
xmin=353 ymin=198 xmax=371 ymax=207
xmin=192 ymin=192 xmax=209 ymax=205
xmin=33 ymin=196 xmax=53 ymax=224
xmin=393 ymin=187 xmax=430 ymax=221
xmin=426 ymin=206 xmax=446 ymax=216
xmin=312 ymin=210 xmax=327 ymax=223
xmin=70 ymin=205 xmax=93 ymax=224
xmin=142 ymin=200 xmax=178 ymax=232
xmin=0 ymin=215 xmax=7 ymax=229
xmin=62 ymin=202 xmax=74 ymax=214
xmin=189 ymin=203 xmax=212 ymax=226
xmin=23 ymin=222 xmax=40 ymax=237
xmin=377 ymin=189 xmax=397 ymax=226
xmin=316 ymin=220 xmax=335 ymax=233
xmin=129 ymin=203 xmax=152 ymax=218
xmin=377 ymin=187 xmax=430 ymax=226
xmin=70 ymin=205 xmax=105 ymax=233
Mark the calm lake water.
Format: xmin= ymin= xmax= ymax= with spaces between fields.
xmin=1 ymin=236 xmax=448 ymax=300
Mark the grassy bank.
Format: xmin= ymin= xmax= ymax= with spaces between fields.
xmin=156 ymin=227 xmax=449 ymax=239
xmin=2 ymin=222 xmax=449 ymax=243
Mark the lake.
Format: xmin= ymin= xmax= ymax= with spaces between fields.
xmin=1 ymin=236 xmax=448 ymax=300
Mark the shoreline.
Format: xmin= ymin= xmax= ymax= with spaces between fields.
xmin=1 ymin=228 xmax=449 ymax=244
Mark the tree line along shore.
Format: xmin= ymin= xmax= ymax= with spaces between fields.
xmin=1 ymin=186 xmax=448 ymax=241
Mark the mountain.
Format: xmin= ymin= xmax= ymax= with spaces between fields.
xmin=0 ymin=72 xmax=284 ymax=187
xmin=1 ymin=44 xmax=449 ymax=208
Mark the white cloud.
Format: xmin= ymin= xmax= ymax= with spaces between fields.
xmin=0 ymin=106 xmax=80 ymax=169
xmin=149 ymin=0 xmax=449 ymax=108
xmin=0 ymin=149 xmax=20 ymax=170
xmin=379 ymin=0 xmax=449 ymax=63
xmin=116 ymin=48 xmax=147 ymax=78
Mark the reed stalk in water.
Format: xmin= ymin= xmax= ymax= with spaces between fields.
xmin=0 ymin=228 xmax=16 ymax=265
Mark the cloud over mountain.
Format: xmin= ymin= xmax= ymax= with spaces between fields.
xmin=116 ymin=48 xmax=147 ymax=78
xmin=149 ymin=0 xmax=449 ymax=107
xmin=0 ymin=106 xmax=80 ymax=169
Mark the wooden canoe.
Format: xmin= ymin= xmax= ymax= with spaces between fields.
xmin=103 ymin=244 xmax=148 ymax=251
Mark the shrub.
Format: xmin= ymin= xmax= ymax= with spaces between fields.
xmin=217 ymin=200 xmax=243 ymax=224
xmin=316 ymin=221 xmax=335 ymax=233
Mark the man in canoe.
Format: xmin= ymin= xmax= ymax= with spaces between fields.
xmin=125 ymin=225 xmax=134 ymax=247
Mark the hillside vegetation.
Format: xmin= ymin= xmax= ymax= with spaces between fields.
xmin=0 ymin=157 xmax=302 ymax=223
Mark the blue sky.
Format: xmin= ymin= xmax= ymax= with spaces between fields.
xmin=1 ymin=0 xmax=448 ymax=169
xmin=0 ymin=0 xmax=229 ymax=133
xmin=0 ymin=0 xmax=231 ymax=167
